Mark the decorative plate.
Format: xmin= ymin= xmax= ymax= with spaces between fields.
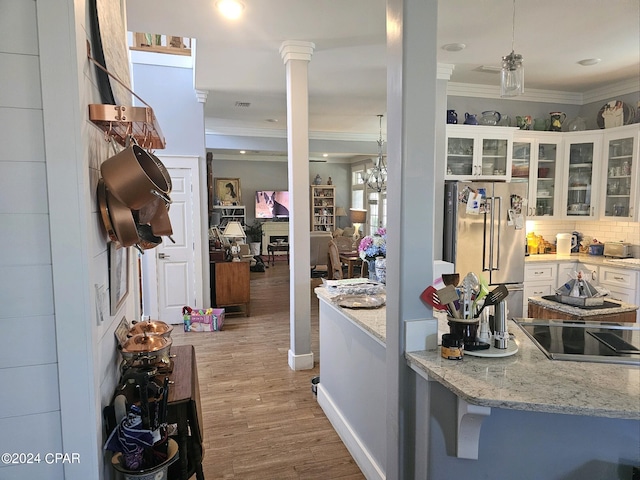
xmin=596 ymin=100 xmax=635 ymax=129
xmin=333 ymin=294 xmax=386 ymax=309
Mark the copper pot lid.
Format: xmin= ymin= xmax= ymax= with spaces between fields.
xmin=97 ymin=179 xmax=117 ymax=243
xmin=122 ymin=333 xmax=171 ymax=353
xmin=128 ymin=320 xmax=173 ymax=337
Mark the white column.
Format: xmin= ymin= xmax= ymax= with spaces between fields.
xmin=280 ymin=40 xmax=315 ymax=370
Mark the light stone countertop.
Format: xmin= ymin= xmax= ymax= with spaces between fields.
xmin=315 ymin=287 xmax=640 ymax=420
xmin=526 ymin=253 xmax=640 ymax=271
xmin=406 ymin=316 xmax=640 ymax=420
xmin=315 ymin=286 xmax=386 ymax=343
xmin=528 ymin=296 xmax=638 ymax=317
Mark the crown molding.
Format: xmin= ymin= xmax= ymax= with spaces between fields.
xmin=582 ymin=78 xmax=640 ymax=104
xmin=446 ymin=82 xmax=584 ymax=104
xmin=447 ymin=78 xmax=640 ymax=105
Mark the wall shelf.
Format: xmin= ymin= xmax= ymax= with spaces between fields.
xmin=89 ymin=104 xmax=166 ymax=149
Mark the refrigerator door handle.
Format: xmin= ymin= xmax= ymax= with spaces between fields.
xmin=488 ymin=197 xmax=495 ymax=272
xmin=495 ymin=196 xmax=501 ymax=272
xmin=482 ymin=200 xmax=489 ymax=272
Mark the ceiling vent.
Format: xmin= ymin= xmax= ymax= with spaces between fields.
xmin=235 ymin=101 xmax=251 ymax=107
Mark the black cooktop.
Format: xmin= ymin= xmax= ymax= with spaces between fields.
xmin=515 ymin=319 xmax=640 ymax=365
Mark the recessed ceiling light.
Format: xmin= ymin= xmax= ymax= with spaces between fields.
xmin=578 ymin=58 xmax=601 ymax=66
xmin=322 ymin=154 xmax=328 ymax=157
xmin=216 ymin=0 xmax=244 ymax=20
xmin=442 ymin=43 xmax=466 ymax=52
xmin=239 ymin=150 xmax=246 ymax=154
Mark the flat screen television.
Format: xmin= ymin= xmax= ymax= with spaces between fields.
xmin=255 ymin=191 xmax=290 ymax=219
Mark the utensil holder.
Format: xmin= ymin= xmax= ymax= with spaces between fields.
xmin=493 ymin=301 xmax=508 ymax=349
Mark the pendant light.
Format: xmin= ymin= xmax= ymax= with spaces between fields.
xmin=365 ymin=115 xmax=387 ymax=193
xmin=500 ymin=0 xmax=524 ymax=97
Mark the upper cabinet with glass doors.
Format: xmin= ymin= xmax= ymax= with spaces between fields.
xmin=561 ymin=131 xmax=602 ymax=219
xmin=446 ymin=125 xmax=513 ymax=181
xmin=600 ymin=124 xmax=639 ymax=221
xmin=512 ymin=132 xmax=563 ymax=218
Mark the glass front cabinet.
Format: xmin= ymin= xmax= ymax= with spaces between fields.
xmin=600 ymin=125 xmax=639 ymax=221
xmin=512 ymin=132 xmax=563 ymax=218
xmin=446 ymin=125 xmax=512 ymax=181
xmin=561 ymin=132 xmax=602 ymax=219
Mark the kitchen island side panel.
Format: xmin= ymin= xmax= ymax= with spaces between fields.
xmin=417 ymin=379 xmax=640 ymax=480
xmin=318 ymin=298 xmax=387 ymax=480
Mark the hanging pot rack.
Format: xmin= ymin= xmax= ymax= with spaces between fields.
xmin=87 ymin=42 xmax=166 ymax=149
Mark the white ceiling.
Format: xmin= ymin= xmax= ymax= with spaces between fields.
xmin=126 ymin=0 xmax=640 ymax=150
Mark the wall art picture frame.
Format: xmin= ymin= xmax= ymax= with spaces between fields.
xmin=215 ymin=178 xmax=242 ymax=205
xmin=109 ymin=242 xmax=129 ymax=315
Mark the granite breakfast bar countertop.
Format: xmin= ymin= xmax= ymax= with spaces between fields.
xmin=315 ymin=287 xmax=640 ymax=420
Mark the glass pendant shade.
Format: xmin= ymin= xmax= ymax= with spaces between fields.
xmin=500 ymin=51 xmax=524 ymax=97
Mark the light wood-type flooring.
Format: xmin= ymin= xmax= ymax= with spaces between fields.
xmin=170 ymin=260 xmax=365 ymax=479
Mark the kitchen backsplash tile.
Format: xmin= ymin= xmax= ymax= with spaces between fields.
xmin=527 ymin=220 xmax=640 ymax=247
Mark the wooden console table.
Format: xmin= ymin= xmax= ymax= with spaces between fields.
xmin=108 ymin=345 xmax=204 ymax=480
xmin=210 ymin=260 xmax=250 ymax=316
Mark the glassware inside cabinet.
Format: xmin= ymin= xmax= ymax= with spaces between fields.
xmin=481 ymin=138 xmax=507 ymax=175
xmin=446 ymin=137 xmax=474 ymax=176
xmin=535 ymin=143 xmax=557 ymax=216
xmin=511 ymin=141 xmax=530 ymax=181
xmin=604 ymin=136 xmax=634 ymax=217
xmin=566 ymin=142 xmax=595 ymax=216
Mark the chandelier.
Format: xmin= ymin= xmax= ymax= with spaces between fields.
xmin=364 ymin=114 xmax=387 ymax=193
xmin=500 ymin=0 xmax=524 ymax=97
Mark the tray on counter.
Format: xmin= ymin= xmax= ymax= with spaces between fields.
xmin=541 ymin=295 xmax=621 ymax=309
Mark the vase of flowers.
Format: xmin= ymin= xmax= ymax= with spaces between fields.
xmin=358 ymin=228 xmax=386 ymax=282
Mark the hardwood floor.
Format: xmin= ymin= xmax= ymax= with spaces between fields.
xmin=170 ymin=260 xmax=365 ymax=479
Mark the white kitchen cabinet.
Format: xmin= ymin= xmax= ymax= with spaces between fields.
xmin=599 ymin=124 xmax=639 ymax=221
xmin=561 ymin=131 xmax=603 ymax=219
xmin=512 ymin=132 xmax=563 ymax=218
xmin=598 ymin=266 xmax=640 ymax=321
xmin=524 ymin=263 xmax=557 ymax=314
xmin=445 ymin=125 xmax=513 ymax=181
xmin=557 ymin=263 xmax=577 ymax=288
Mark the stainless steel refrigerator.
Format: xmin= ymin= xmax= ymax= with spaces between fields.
xmin=443 ymin=181 xmax=527 ymax=318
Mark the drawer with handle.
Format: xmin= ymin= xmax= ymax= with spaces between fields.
xmin=599 ymin=267 xmax=637 ymax=289
xmin=525 ymin=264 xmax=555 ymax=282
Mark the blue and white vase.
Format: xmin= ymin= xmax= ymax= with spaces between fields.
xmin=375 ymin=256 xmax=386 ymax=284
xmin=367 ymin=259 xmax=377 ymax=281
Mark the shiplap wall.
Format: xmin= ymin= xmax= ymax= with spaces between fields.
xmin=0 ymin=1 xmax=136 ymax=479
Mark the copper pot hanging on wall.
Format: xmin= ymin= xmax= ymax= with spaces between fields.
xmin=100 ymin=144 xmax=171 ymax=210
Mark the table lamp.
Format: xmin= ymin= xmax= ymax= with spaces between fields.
xmin=335 ymin=207 xmax=347 ymax=228
xmin=223 ymin=221 xmax=246 ymax=261
xmin=349 ymin=208 xmax=367 ymax=248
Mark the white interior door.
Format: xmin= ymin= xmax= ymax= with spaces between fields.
xmin=141 ymin=156 xmax=202 ymax=324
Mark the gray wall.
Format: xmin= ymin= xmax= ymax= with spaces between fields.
xmin=418 ymin=380 xmax=640 ymax=480
xmin=0 ymin=1 xmax=133 ymax=478
xmin=211 ymin=158 xmax=351 ymax=225
xmin=132 ymin=63 xmax=205 ymax=157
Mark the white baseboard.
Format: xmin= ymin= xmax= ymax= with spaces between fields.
xmin=287 ymin=349 xmax=314 ymax=370
xmin=317 ymin=384 xmax=385 ymax=480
